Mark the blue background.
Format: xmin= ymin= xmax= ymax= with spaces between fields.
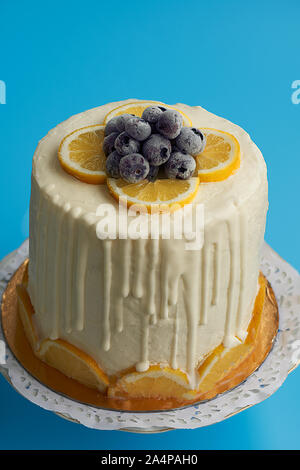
xmin=0 ymin=0 xmax=299 ymax=450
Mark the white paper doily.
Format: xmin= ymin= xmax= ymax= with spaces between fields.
xmin=1 ymin=239 xmax=300 ymax=432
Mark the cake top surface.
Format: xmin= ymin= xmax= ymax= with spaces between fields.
xmin=32 ymin=99 xmax=267 ymax=225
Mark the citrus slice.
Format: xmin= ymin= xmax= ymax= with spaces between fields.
xmin=194 ymin=129 xmax=240 ymax=182
xmin=103 ymin=101 xmax=193 ymax=127
xmin=17 ymin=284 xmax=39 ymax=352
xmin=108 ymin=365 xmax=197 ymax=401
xmin=38 ymin=338 xmax=109 ymax=391
xmin=58 ymin=125 xmax=106 ymax=184
xmin=107 ymin=176 xmax=200 ymax=212
xmin=196 ymin=274 xmax=266 ymax=398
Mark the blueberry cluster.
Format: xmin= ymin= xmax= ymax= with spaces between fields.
xmin=104 ymin=106 xmax=206 ymax=183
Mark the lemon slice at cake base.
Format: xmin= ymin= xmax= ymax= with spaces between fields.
xmin=108 ymin=365 xmax=198 ymax=401
xmin=195 ymin=128 xmax=240 ymax=182
xmin=58 ymin=125 xmax=106 ymax=184
xmin=107 ymin=176 xmax=200 ymax=213
xmin=103 ymin=101 xmax=193 ymax=127
xmin=17 ymin=284 xmax=39 ymax=352
xmin=38 ymin=338 xmax=109 ymax=391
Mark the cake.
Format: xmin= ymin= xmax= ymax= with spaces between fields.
xmin=17 ymin=99 xmax=277 ymax=406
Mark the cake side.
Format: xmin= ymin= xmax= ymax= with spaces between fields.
xmin=28 ymin=100 xmax=268 ymax=387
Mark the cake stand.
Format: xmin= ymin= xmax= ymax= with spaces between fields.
xmin=1 ymin=239 xmax=300 ymax=433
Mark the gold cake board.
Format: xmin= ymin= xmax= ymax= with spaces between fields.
xmin=1 ymin=260 xmax=279 ymax=412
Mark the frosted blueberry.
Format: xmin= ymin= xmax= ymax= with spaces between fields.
xmin=104 ymin=117 xmax=120 ymax=136
xmin=175 ymin=127 xmax=206 ymax=156
xmin=125 ymin=116 xmax=151 ymax=141
xmin=147 ymin=165 xmax=159 ymax=182
xmin=142 ymin=106 xmax=166 ymax=125
xmin=103 ymin=132 xmax=119 ymax=156
xmin=156 ymin=109 xmax=183 ymax=139
xmin=105 ymin=151 xmax=123 ymax=178
xmin=114 ymin=132 xmax=140 ymax=156
xmin=164 ymin=152 xmax=196 ymax=180
xmin=119 ymin=153 xmax=150 ymax=183
xmin=115 ymin=113 xmax=135 ymax=133
xmin=142 ymin=134 xmax=171 ymax=166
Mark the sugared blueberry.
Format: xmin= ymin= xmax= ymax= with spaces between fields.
xmin=156 ymin=109 xmax=183 ymax=139
xmin=103 ymin=132 xmax=119 ymax=156
xmin=147 ymin=165 xmax=159 ymax=182
xmin=104 ymin=117 xmax=120 ymax=136
xmin=142 ymin=106 xmax=166 ymax=125
xmin=164 ymin=152 xmax=196 ymax=180
xmin=119 ymin=153 xmax=150 ymax=183
xmin=142 ymin=134 xmax=171 ymax=166
xmin=114 ymin=132 xmax=140 ymax=156
xmin=175 ymin=127 xmax=206 ymax=156
xmin=125 ymin=116 xmax=151 ymax=141
xmin=115 ymin=113 xmax=135 ymax=133
xmin=105 ymin=151 xmax=123 ymax=178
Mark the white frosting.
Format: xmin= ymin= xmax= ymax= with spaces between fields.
xmin=28 ymin=99 xmax=268 ymax=387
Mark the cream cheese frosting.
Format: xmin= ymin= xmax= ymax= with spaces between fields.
xmin=28 ymin=99 xmax=268 ymax=387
